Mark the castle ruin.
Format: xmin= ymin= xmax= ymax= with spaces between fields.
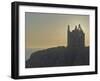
xmin=67 ymin=24 xmax=85 ymax=48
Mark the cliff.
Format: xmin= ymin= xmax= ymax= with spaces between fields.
xmin=26 ymin=46 xmax=89 ymax=68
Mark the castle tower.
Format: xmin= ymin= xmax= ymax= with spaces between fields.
xmin=67 ymin=24 xmax=85 ymax=48
xmin=78 ymin=24 xmax=85 ymax=47
xmin=67 ymin=25 xmax=71 ymax=47
xmin=67 ymin=25 xmax=70 ymax=32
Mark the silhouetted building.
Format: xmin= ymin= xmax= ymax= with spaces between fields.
xmin=67 ymin=24 xmax=85 ymax=47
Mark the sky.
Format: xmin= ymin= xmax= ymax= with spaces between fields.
xmin=25 ymin=12 xmax=89 ymax=48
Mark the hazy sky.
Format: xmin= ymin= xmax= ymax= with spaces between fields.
xmin=25 ymin=12 xmax=89 ymax=48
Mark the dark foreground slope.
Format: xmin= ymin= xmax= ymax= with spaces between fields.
xmin=26 ymin=46 xmax=89 ymax=68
